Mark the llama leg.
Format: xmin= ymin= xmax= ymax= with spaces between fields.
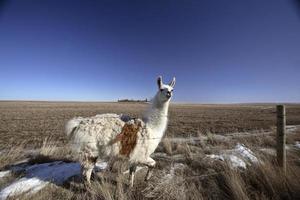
xmin=107 ymin=157 xmax=116 ymax=172
xmin=145 ymin=167 xmax=154 ymax=181
xmin=80 ymin=153 xmax=97 ymax=185
xmin=144 ymin=157 xmax=156 ymax=181
xmin=129 ymin=165 xmax=137 ymax=187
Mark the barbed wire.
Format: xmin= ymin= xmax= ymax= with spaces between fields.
xmin=39 ymin=137 xmax=173 ymax=146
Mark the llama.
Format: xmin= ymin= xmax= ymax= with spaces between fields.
xmin=65 ymin=76 xmax=175 ymax=187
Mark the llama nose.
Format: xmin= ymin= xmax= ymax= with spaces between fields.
xmin=167 ymin=92 xmax=172 ymax=97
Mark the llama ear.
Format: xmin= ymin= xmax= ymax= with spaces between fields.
xmin=169 ymin=77 xmax=176 ymax=87
xmin=157 ymin=76 xmax=163 ymax=89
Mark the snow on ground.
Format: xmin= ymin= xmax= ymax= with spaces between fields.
xmin=0 ymin=178 xmax=48 ymax=200
xmin=235 ymin=144 xmax=258 ymax=163
xmin=206 ymin=143 xmax=258 ymax=169
xmin=0 ymin=171 xmax=10 ymax=178
xmin=0 ymin=124 xmax=298 ymax=199
xmin=286 ymin=125 xmax=300 ymax=133
xmin=0 ymin=160 xmax=109 ymax=200
xmin=206 ymin=154 xmax=247 ymax=169
xmin=94 ymin=162 xmax=108 ymax=172
xmin=295 ymin=142 xmax=300 ymax=149
xmin=0 ymin=161 xmax=81 ymax=200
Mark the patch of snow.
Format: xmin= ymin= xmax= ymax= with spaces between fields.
xmin=206 ymin=143 xmax=258 ymax=169
xmin=286 ymin=125 xmax=300 ymax=133
xmin=227 ymin=155 xmax=246 ymax=169
xmin=206 ymin=154 xmax=225 ymax=161
xmin=0 ymin=161 xmax=80 ymax=200
xmin=0 ymin=178 xmax=48 ymax=200
xmin=206 ymin=154 xmax=246 ymax=169
xmin=10 ymin=164 xmax=28 ymax=174
xmin=285 ymin=145 xmax=291 ymax=150
xmin=24 ymin=161 xmax=80 ymax=184
xmin=94 ymin=162 xmax=108 ymax=172
xmin=234 ymin=144 xmax=258 ymax=163
xmin=295 ymin=141 xmax=300 ymax=149
xmin=0 ymin=171 xmax=10 ymax=178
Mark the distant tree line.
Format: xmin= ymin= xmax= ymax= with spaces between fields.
xmin=117 ymin=98 xmax=148 ymax=102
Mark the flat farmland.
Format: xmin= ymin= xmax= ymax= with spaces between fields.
xmin=1 ymin=101 xmax=300 ymax=200
xmin=1 ymin=101 xmax=300 ymax=150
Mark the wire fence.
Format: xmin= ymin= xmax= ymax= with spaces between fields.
xmin=1 ymin=112 xmax=299 ymax=172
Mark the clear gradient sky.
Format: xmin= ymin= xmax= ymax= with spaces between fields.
xmin=0 ymin=0 xmax=299 ymax=103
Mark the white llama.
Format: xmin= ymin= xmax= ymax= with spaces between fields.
xmin=65 ymin=76 xmax=175 ymax=186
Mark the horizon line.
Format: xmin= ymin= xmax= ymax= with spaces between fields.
xmin=0 ymin=99 xmax=299 ymax=105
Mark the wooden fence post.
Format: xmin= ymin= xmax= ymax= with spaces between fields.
xmin=276 ymin=105 xmax=286 ymax=173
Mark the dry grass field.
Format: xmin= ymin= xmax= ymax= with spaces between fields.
xmin=1 ymin=101 xmax=300 ymax=149
xmin=0 ymin=101 xmax=300 ymax=200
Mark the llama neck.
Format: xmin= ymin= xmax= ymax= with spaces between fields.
xmin=143 ymin=93 xmax=170 ymax=137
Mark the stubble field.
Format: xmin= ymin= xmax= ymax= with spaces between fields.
xmin=1 ymin=101 xmax=300 ymax=149
xmin=0 ymin=101 xmax=300 ymax=200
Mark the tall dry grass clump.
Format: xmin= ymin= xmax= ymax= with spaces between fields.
xmin=0 ymin=143 xmax=27 ymax=170
xmin=38 ymin=137 xmax=77 ymax=161
xmin=216 ymin=166 xmax=249 ymax=200
xmin=210 ymin=158 xmax=300 ymax=200
xmin=244 ymin=160 xmax=300 ymax=199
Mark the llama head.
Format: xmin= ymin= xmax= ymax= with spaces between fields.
xmin=156 ymin=76 xmax=176 ymax=102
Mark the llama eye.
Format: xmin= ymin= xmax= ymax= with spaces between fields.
xmin=160 ymin=89 xmax=164 ymax=92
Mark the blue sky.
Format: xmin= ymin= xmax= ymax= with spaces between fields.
xmin=0 ymin=0 xmax=299 ymax=103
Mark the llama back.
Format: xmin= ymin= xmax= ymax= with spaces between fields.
xmin=65 ymin=114 xmax=126 ymax=157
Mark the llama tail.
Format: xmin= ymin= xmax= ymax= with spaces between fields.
xmin=65 ymin=117 xmax=83 ymax=139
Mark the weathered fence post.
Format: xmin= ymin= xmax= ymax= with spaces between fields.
xmin=276 ymin=105 xmax=286 ymax=173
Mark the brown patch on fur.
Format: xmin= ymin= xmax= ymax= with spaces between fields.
xmin=112 ymin=120 xmax=142 ymax=157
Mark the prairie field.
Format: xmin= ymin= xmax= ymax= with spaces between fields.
xmin=1 ymin=101 xmax=300 ymax=149
xmin=0 ymin=101 xmax=300 ymax=200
